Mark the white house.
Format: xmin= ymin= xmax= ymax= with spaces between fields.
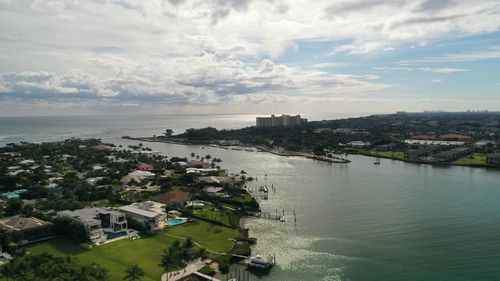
xmin=119 ymin=201 xmax=166 ymax=231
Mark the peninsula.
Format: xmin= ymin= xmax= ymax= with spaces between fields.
xmin=127 ymin=112 xmax=500 ymax=169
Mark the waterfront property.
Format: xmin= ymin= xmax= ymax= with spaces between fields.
xmin=165 ymin=217 xmax=188 ymax=227
xmin=348 ymin=141 xmax=371 ymax=148
xmin=486 ymin=152 xmax=500 ymax=165
xmin=57 ymin=208 xmax=128 ymax=244
xmin=404 ymin=139 xmax=466 ymax=146
xmin=155 ymin=190 xmax=192 ymax=209
xmin=119 ymin=201 xmax=167 ymax=231
xmin=121 ymin=170 xmax=155 ymax=184
xmin=431 ymin=147 xmax=471 ymax=162
xmin=404 ymin=145 xmax=441 ymax=161
xmin=256 ymin=114 xmax=307 ymax=127
xmin=0 ymin=216 xmax=56 ymax=245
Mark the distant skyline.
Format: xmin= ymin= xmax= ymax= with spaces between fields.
xmin=1 ymin=0 xmax=500 ymax=116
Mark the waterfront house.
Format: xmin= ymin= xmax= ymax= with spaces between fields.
xmin=57 ymin=208 xmax=128 ymax=245
xmin=154 ymin=190 xmax=192 ymax=209
xmin=197 ymin=176 xmax=233 ymax=186
xmin=374 ymin=143 xmax=398 ymax=151
xmin=431 ymin=147 xmax=471 ymax=162
xmin=348 ymin=141 xmax=371 ymax=148
xmin=119 ymin=201 xmax=167 ymax=231
xmin=486 ymin=152 xmax=500 ymax=166
xmin=186 ymin=160 xmax=209 ymax=168
xmin=0 ymin=216 xmax=56 ymax=245
xmin=404 ymin=146 xmax=441 ymax=161
xmin=186 ymin=167 xmax=219 ymax=175
xmin=132 ymin=150 xmax=161 ymax=159
xmin=474 ymin=140 xmax=497 ymax=149
xmin=204 ymin=186 xmax=225 ymax=196
xmin=137 ymin=163 xmax=154 ymax=171
xmin=121 ymin=170 xmax=155 ymax=184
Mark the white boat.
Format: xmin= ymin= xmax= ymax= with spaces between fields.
xmin=374 ymin=158 xmax=381 ymax=165
xmin=248 ymin=255 xmax=273 ymax=270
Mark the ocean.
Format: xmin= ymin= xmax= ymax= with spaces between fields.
xmin=1 ymin=114 xmax=500 ymax=281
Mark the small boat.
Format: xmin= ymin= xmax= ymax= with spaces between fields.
xmin=263 ymin=185 xmax=269 ymax=193
xmin=248 ymin=255 xmax=273 ymax=270
xmin=279 ymin=216 xmax=285 ymax=223
xmin=374 ymin=158 xmax=381 ymax=165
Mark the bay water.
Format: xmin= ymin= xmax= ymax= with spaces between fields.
xmin=1 ymin=114 xmax=499 ymax=281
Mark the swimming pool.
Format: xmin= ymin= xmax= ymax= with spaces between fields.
xmin=187 ymin=200 xmax=209 ymax=207
xmin=166 ymin=217 xmax=187 ymax=227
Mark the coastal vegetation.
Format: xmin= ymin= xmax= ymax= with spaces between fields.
xmin=0 ymin=138 xmax=260 ymax=280
xmin=156 ymin=112 xmax=500 ymax=168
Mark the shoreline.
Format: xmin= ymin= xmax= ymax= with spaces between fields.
xmin=122 ymin=136 xmax=498 ymax=170
xmin=358 ymin=150 xmax=498 ymax=169
xmin=122 ymin=136 xmax=351 ymax=164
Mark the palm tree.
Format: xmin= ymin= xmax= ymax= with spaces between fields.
xmin=124 ymin=264 xmax=145 ymax=281
xmin=184 ymin=237 xmax=194 ymax=249
xmin=198 ymin=247 xmax=208 ymax=259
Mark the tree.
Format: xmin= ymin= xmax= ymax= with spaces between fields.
xmin=0 ymin=227 xmax=13 ymax=253
xmin=198 ymin=247 xmax=208 ymax=259
xmin=184 ymin=237 xmax=194 ymax=249
xmin=4 ymin=198 xmax=23 ymax=216
xmin=164 ymin=129 xmax=173 ymax=138
xmin=124 ymin=264 xmax=145 ymax=281
xmin=1 ymin=253 xmax=109 ymax=281
xmin=53 ymin=216 xmax=88 ymax=243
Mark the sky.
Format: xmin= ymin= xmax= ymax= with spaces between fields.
xmin=0 ymin=0 xmax=499 ymax=116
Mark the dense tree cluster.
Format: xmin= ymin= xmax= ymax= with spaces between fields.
xmin=0 ymin=253 xmax=109 ymax=281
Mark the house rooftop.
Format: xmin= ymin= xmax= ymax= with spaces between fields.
xmin=155 ymin=190 xmax=191 ymax=204
xmin=119 ymin=201 xmax=166 ymax=218
xmin=0 ymin=216 xmax=53 ymax=232
xmin=57 ymin=207 xmax=123 ymax=222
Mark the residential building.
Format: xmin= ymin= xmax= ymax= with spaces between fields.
xmin=486 ymin=152 xmax=500 ymax=165
xmin=256 ymin=114 xmax=307 ymax=127
xmin=57 ymin=208 xmax=128 ymax=245
xmin=405 ymin=146 xmax=441 ymax=161
xmin=0 ymin=216 xmax=56 ymax=245
xmin=119 ymin=201 xmax=167 ymax=231
xmin=154 ymin=190 xmax=192 ymax=209
xmin=348 ymin=141 xmax=371 ymax=148
xmin=431 ymin=147 xmax=471 ymax=162
xmin=121 ymin=170 xmax=155 ymax=184
xmin=474 ymin=140 xmax=497 ymax=149
xmin=137 ymin=163 xmax=154 ymax=171
xmin=186 ymin=167 xmax=219 ymax=175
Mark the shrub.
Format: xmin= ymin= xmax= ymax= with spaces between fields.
xmin=198 ymin=265 xmax=216 ymax=276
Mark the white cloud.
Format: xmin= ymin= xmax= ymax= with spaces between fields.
xmin=0 ymin=53 xmax=391 ymax=107
xmin=0 ymin=0 xmax=499 ymax=113
xmin=418 ymin=68 xmax=468 ymax=74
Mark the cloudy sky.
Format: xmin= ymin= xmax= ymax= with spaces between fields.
xmin=1 ymin=0 xmax=499 ymax=116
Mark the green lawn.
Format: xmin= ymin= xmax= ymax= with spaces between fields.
xmin=191 ymin=205 xmax=233 ymax=227
xmin=453 ymin=153 xmax=488 ymax=166
xmin=25 ymin=219 xmax=238 ymax=281
xmin=366 ymin=151 xmax=405 ymax=160
xmin=26 ymin=235 xmax=176 ymax=281
xmin=166 ymin=219 xmax=238 ymax=254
